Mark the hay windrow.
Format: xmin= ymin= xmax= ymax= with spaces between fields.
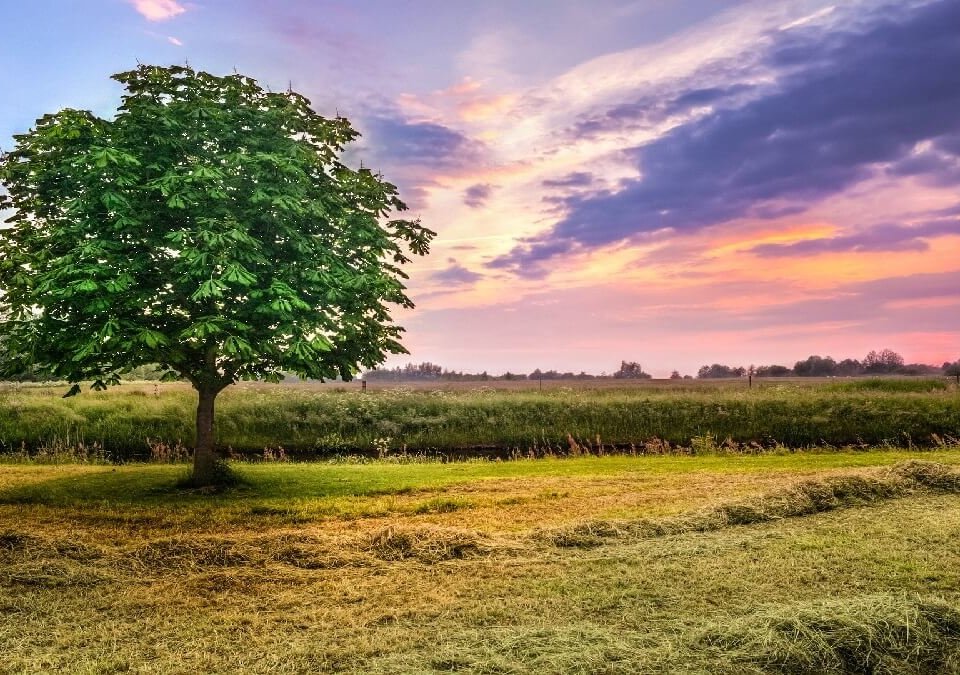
xmin=0 ymin=529 xmax=102 ymax=562
xmin=126 ymin=536 xmax=255 ymax=572
xmin=697 ymin=595 xmax=960 ymax=673
xmin=544 ymin=460 xmax=960 ymax=547
xmin=2 ymin=561 xmax=110 ymax=588
xmin=365 ymin=526 xmax=496 ymax=563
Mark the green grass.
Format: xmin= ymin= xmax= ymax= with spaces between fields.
xmin=2 ymin=452 xmax=960 ymax=672
xmin=1 ymin=378 xmax=959 ymax=459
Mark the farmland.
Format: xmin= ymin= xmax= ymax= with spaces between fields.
xmin=2 ymin=379 xmax=960 ymax=672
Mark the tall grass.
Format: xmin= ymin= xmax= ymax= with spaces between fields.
xmin=0 ymin=379 xmax=958 ymax=459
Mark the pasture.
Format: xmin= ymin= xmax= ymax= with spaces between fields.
xmin=2 ymin=378 xmax=960 ymax=672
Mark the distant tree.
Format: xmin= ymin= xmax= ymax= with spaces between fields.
xmin=863 ymin=349 xmax=905 ymax=374
xmin=944 ymin=360 xmax=960 ymax=378
xmin=835 ymin=358 xmax=862 ymax=376
xmin=755 ymin=364 xmax=792 ymax=377
xmin=528 ymin=369 xmax=563 ymax=380
xmin=0 ymin=65 xmax=434 ymax=485
xmin=793 ymin=355 xmax=838 ymax=377
xmin=898 ymin=363 xmax=940 ymax=376
xmin=402 ymin=362 xmax=442 ymax=379
xmin=612 ymin=360 xmax=652 ymax=379
xmin=697 ymin=363 xmax=743 ymax=379
xmin=669 ymin=370 xmax=683 ymax=379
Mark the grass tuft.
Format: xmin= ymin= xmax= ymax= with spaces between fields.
xmin=699 ymin=595 xmax=960 ymax=673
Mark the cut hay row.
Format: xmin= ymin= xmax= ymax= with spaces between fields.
xmin=544 ymin=460 xmax=960 ymax=547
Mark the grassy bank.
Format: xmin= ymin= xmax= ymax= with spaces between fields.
xmin=1 ymin=378 xmax=958 ymax=460
xmin=2 ymin=451 xmax=959 ymax=672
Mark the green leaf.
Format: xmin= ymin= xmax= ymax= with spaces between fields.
xmin=136 ymin=330 xmax=169 ymax=349
xmin=190 ymin=279 xmax=228 ymax=301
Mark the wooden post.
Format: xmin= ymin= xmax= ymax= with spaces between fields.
xmin=361 ymin=379 xmax=367 ymax=392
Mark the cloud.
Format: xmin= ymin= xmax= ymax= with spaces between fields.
xmin=363 ymin=114 xmax=484 ymax=169
xmin=431 ymin=260 xmax=483 ymax=286
xmin=463 ymin=183 xmax=494 ymax=209
xmin=541 ymin=172 xmax=596 ymax=189
xmin=750 ymin=219 xmax=960 ymax=257
xmin=491 ymin=0 xmax=960 ymax=273
xmin=167 ymin=36 xmax=183 ymax=46
xmin=568 ymin=82 xmax=757 ymax=140
xmin=130 ymin=0 xmax=186 ymax=22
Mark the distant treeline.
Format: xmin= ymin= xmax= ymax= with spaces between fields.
xmin=4 ymin=350 xmax=958 ymax=384
xmin=364 ymin=351 xmax=960 ymax=382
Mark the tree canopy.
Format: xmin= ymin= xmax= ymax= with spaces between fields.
xmin=0 ymin=65 xmax=433 ymax=483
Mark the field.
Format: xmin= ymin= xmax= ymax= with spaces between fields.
xmin=3 ymin=452 xmax=960 ymax=673
xmin=1 ymin=377 xmax=958 ymax=459
xmin=2 ymin=379 xmax=960 ymax=672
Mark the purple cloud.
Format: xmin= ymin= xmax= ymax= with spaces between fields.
xmin=362 ymin=114 xmax=483 ymax=169
xmin=463 ymin=183 xmax=494 ymax=208
xmin=541 ymin=172 xmax=595 ymax=189
xmin=492 ymin=0 xmax=960 ymax=272
xmin=431 ymin=260 xmax=483 ymax=286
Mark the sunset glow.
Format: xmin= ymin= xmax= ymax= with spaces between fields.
xmin=2 ymin=0 xmax=958 ymax=376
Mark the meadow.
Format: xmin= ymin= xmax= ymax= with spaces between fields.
xmin=0 ymin=377 xmax=957 ymax=460
xmin=2 ymin=378 xmax=960 ymax=672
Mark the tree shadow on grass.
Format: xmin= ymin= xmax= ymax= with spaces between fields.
xmin=0 ymin=462 xmax=434 ymax=508
xmin=0 ymin=465 xmax=294 ymax=510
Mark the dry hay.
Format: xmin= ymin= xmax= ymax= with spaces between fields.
xmin=698 ymin=594 xmax=960 ymax=673
xmin=126 ymin=536 xmax=255 ymax=572
xmin=365 ymin=525 xmax=495 ymax=563
xmin=544 ymin=461 xmax=960 ymax=548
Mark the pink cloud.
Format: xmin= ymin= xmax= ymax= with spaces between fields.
xmin=167 ymin=36 xmax=183 ymax=46
xmin=130 ymin=0 xmax=186 ymax=22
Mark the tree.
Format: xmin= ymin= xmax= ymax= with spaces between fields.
xmin=697 ymin=363 xmax=743 ymax=379
xmin=835 ymin=358 xmax=862 ymax=376
xmin=0 ymin=65 xmax=434 ymax=485
xmin=793 ymin=355 xmax=838 ymax=377
xmin=755 ymin=364 xmax=792 ymax=377
xmin=863 ymin=349 xmax=905 ymax=374
xmin=612 ymin=360 xmax=651 ymax=379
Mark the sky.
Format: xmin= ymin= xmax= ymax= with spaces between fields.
xmin=2 ymin=0 xmax=959 ymax=376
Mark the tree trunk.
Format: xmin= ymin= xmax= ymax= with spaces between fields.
xmin=191 ymin=384 xmax=219 ymax=485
